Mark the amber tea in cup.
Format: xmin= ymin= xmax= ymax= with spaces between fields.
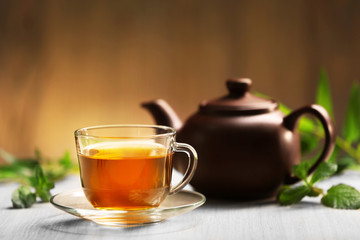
xmin=75 ymin=125 xmax=198 ymax=210
xmin=79 ymin=142 xmax=171 ymax=209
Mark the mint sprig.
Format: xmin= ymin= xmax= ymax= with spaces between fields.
xmin=277 ymin=160 xmax=360 ymax=209
xmin=321 ymin=184 xmax=360 ymax=209
xmin=257 ymin=69 xmax=360 ymax=169
xmin=0 ymin=149 xmax=77 ymax=208
xmin=277 ymin=185 xmax=311 ymax=205
xmin=309 ymin=162 xmax=337 ymax=185
xmin=11 ymin=185 xmax=36 ymax=208
xmin=274 ymin=69 xmax=360 ymax=209
xmin=10 ymin=163 xmax=55 ymax=208
xmin=29 ymin=165 xmax=55 ymax=202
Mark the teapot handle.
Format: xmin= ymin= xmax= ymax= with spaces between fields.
xmin=282 ymin=104 xmax=336 ymax=184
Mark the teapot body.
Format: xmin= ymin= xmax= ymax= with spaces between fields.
xmin=176 ymin=110 xmax=300 ymax=199
xmin=142 ymin=78 xmax=335 ymax=200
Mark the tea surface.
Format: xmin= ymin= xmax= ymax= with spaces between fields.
xmin=78 ymin=142 xmax=172 ymax=210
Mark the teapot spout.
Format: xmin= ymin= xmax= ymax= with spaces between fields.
xmin=141 ymin=99 xmax=182 ymax=131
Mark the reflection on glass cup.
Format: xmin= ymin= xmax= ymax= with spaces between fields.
xmin=74 ymin=125 xmax=198 ymax=210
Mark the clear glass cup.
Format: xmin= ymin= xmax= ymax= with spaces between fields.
xmin=74 ymin=124 xmax=198 ymax=210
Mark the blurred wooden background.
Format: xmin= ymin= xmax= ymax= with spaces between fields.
xmin=0 ymin=0 xmax=359 ymax=162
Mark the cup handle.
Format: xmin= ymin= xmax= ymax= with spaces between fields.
xmin=169 ymin=142 xmax=198 ymax=195
xmin=283 ymin=104 xmax=336 ymax=184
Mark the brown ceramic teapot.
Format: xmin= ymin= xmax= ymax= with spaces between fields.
xmin=142 ymin=78 xmax=335 ymax=199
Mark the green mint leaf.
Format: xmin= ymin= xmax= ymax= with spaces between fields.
xmin=11 ymin=185 xmax=36 ymax=208
xmin=0 ymin=169 xmax=22 ymax=181
xmin=298 ymin=117 xmax=317 ymax=134
xmin=0 ymin=160 xmax=39 ymax=183
xmin=278 ymin=103 xmax=291 ymax=115
xmin=36 ymin=186 xmax=54 ymax=202
xmin=342 ymin=82 xmax=360 ymax=144
xmin=328 ymin=145 xmax=340 ymax=163
xmin=310 ymin=162 xmax=338 ymax=185
xmin=30 ymin=165 xmax=54 ymax=202
xmin=307 ymin=187 xmax=323 ymax=197
xmin=292 ymin=161 xmax=313 ymax=181
xmin=321 ymin=184 xmax=360 ymax=209
xmin=316 ymin=68 xmax=334 ymax=121
xmin=277 ymin=184 xmax=311 ymax=205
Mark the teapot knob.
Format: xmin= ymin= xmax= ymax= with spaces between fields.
xmin=226 ymin=78 xmax=252 ymax=96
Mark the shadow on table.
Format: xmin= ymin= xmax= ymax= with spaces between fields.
xmin=202 ymin=197 xmax=320 ymax=210
xmin=39 ymin=213 xmax=201 ymax=237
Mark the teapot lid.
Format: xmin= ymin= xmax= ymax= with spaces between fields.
xmin=199 ymin=78 xmax=278 ymax=114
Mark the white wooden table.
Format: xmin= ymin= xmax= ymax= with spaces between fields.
xmin=1 ymin=171 xmax=360 ymax=240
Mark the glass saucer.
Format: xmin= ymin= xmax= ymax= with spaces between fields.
xmin=50 ymin=189 xmax=206 ymax=227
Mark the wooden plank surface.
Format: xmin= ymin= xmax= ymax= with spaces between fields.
xmin=1 ymin=172 xmax=360 ymax=240
xmin=1 ymin=0 xmax=360 ymax=162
